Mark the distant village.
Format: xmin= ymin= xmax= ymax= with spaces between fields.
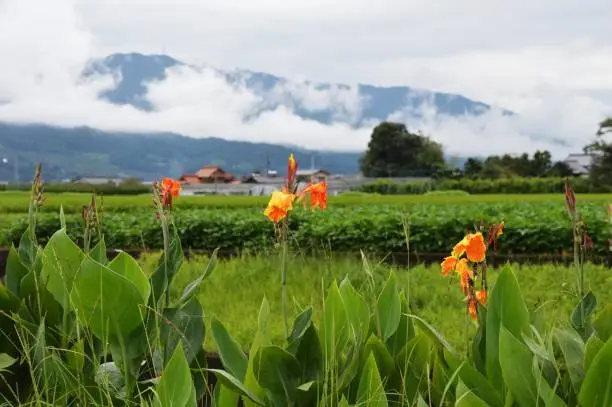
xmin=68 ymin=165 xmax=430 ymax=196
xmin=0 ymin=152 xmax=593 ymax=196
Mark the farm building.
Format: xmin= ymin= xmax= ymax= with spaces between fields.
xmin=179 ymin=166 xmax=236 ymax=184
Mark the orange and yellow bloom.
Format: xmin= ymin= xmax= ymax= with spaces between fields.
xmin=264 ymin=190 xmax=295 ymax=223
xmin=264 ymin=153 xmax=328 ymax=223
xmin=302 ymin=181 xmax=327 ymax=210
xmin=160 ymin=178 xmax=181 ymax=210
xmin=441 ymin=222 xmax=503 ymax=321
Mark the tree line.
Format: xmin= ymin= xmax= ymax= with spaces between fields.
xmin=359 ymin=119 xmax=612 ymax=188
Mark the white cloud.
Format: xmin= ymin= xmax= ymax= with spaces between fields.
xmin=0 ymin=0 xmax=611 ymax=161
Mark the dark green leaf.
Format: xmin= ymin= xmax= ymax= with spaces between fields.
xmin=499 ymin=326 xmax=538 ymax=407
xmin=486 ymin=266 xmax=530 ymax=391
xmin=211 ymin=317 xmax=247 ymax=381
xmin=376 ymin=271 xmax=401 ymax=341
xmin=179 ymin=248 xmax=218 ymax=306
xmin=206 ymin=369 xmax=264 ymax=406
xmin=578 ymin=336 xmax=612 ymax=407
xmin=5 ymin=244 xmax=29 ymax=296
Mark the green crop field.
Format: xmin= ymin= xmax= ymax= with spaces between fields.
xmin=1 ymin=191 xmax=610 ymax=257
xmin=144 ymin=253 xmax=612 ymax=353
xmin=0 ymin=190 xmax=611 ymax=214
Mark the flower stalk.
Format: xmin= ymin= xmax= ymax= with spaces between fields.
xmin=263 ymin=153 xmax=328 ymax=340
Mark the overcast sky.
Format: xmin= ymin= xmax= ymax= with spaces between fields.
xmin=1 ymin=0 xmax=611 ymax=158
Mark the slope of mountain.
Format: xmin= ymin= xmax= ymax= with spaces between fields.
xmin=86 ymin=52 xmax=503 ymax=125
xmin=0 ymin=123 xmax=362 ymax=182
xmin=0 ymin=52 xmax=508 ymax=181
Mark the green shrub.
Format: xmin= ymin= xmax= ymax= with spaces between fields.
xmin=423 ymin=189 xmax=470 ymax=196
xmin=356 ymin=176 xmax=612 ymax=194
xmin=2 ymin=202 xmax=609 ymax=255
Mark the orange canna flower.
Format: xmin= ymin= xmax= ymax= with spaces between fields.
xmin=287 ymin=153 xmax=298 ymax=193
xmin=161 ymin=178 xmax=181 ymax=209
xmin=441 ymin=256 xmax=457 ymax=276
xmin=475 ymin=289 xmax=487 ymax=305
xmin=264 ymin=190 xmax=295 ymax=223
xmin=302 ymin=181 xmax=327 ymax=210
xmin=451 ymin=236 xmax=469 ymax=258
xmin=458 ymin=264 xmax=473 ymax=294
xmin=468 ymin=299 xmax=478 ymax=320
xmin=496 ymin=222 xmax=504 ymax=238
xmin=465 ymin=232 xmax=486 ymax=263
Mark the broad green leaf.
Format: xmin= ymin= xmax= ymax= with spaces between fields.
xmin=107 ymin=251 xmax=150 ymax=303
xmin=287 ymin=307 xmax=313 ymax=354
xmin=41 ymin=229 xmax=85 ymax=309
xmin=444 ymin=349 xmax=502 ymax=407
xmin=532 ymin=358 xmax=566 ymax=407
xmin=570 ymin=291 xmax=597 ymax=339
xmin=71 ymin=257 xmax=145 ymax=339
xmin=155 ymin=344 xmax=195 ymax=407
xmin=339 ymin=278 xmax=370 ymax=342
xmin=471 ymin=302 xmax=487 ymax=374
xmin=498 ymin=326 xmax=538 ymax=407
xmin=416 ymin=396 xmax=429 ymax=407
xmin=90 ymin=238 xmax=108 ymax=264
xmin=409 ymin=315 xmax=455 ymax=353
xmin=18 ymin=227 xmax=37 ymax=268
xmin=211 ymin=317 xmax=247 ymax=380
xmin=585 ymin=335 xmax=605 ymax=372
xmin=395 ymin=334 xmax=432 ymax=403
xmin=365 ymin=335 xmax=395 ymax=380
xmin=486 ymin=266 xmax=530 ymax=391
xmin=0 ymin=353 xmax=16 ymax=372
xmin=455 ymin=380 xmax=491 ymax=407
xmin=0 ymin=283 xmax=20 ymax=313
xmin=593 ymin=304 xmax=612 ymax=342
xmin=339 ymin=396 xmax=350 ymax=407
xmin=321 ymin=281 xmax=349 ymax=363
xmin=578 ymin=336 xmax=612 ymax=407
xmin=5 ymin=244 xmax=29 ymax=296
xmin=94 ymin=362 xmax=126 ymax=399
xmin=252 ymin=346 xmax=300 ymax=397
xmin=244 ymin=297 xmax=270 ymax=407
xmin=357 ymin=353 xmax=388 ymax=407
xmin=386 ymin=292 xmax=415 ymax=357
xmin=553 ymin=329 xmax=584 ymax=395
xmin=294 ymin=324 xmax=322 ymax=384
xmin=206 ymin=369 xmax=264 ymax=406
xmin=179 ymin=248 xmax=218 ymax=306
xmin=376 ymin=271 xmax=401 ymax=341
xmin=160 ymin=297 xmax=205 ymax=365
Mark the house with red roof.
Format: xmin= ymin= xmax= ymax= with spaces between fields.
xmin=179 ymin=166 xmax=236 ymax=184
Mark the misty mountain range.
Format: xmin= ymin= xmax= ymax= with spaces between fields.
xmin=0 ymin=52 xmax=501 ymax=181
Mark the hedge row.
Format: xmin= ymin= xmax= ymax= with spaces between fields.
xmin=356 ymin=177 xmax=611 ymax=195
xmin=3 ymin=182 xmax=151 ymax=195
xmin=1 ymin=202 xmax=609 ymax=255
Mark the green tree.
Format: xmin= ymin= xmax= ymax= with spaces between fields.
xmin=360 ymin=122 xmax=445 ymax=177
xmin=463 ymin=157 xmax=483 ymax=177
xmin=530 ymin=150 xmax=552 ymax=176
xmin=587 ymin=117 xmax=612 ymax=188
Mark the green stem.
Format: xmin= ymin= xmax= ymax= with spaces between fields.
xmin=161 ymin=217 xmax=170 ymax=308
xmin=280 ymin=220 xmax=289 ymax=339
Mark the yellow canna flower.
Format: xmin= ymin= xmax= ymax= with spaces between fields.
xmin=264 ymin=190 xmax=295 ymax=223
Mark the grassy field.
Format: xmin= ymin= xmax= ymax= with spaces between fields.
xmin=143 ymin=253 xmax=612 ymax=354
xmin=0 ymin=190 xmax=611 ymax=214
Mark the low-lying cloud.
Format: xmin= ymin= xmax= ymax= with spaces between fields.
xmin=0 ymin=0 xmax=611 ymax=161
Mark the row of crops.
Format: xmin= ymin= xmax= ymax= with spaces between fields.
xmin=1 ymin=201 xmax=609 ymax=255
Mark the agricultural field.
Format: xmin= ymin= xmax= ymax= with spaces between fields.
xmin=0 ymin=191 xmax=610 ymax=256
xmin=1 ymin=185 xmax=611 ymax=406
